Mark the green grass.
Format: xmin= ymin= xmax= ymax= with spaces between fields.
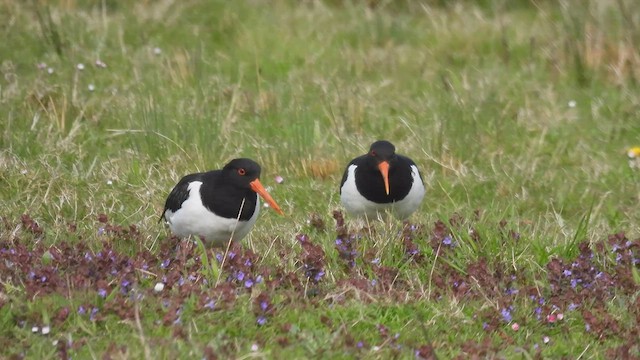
xmin=1 ymin=0 xmax=640 ymax=358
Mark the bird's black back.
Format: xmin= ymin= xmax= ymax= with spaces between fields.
xmin=162 ymin=170 xmax=258 ymax=221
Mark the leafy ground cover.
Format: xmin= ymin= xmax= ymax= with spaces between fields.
xmin=1 ymin=0 xmax=640 ymax=358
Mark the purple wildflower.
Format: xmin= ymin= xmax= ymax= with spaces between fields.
xmin=501 ymin=308 xmax=512 ymax=323
xmin=245 ymin=279 xmax=254 ymax=288
xmin=442 ymin=235 xmax=452 ymax=246
xmin=260 ymin=301 xmax=268 ymax=311
xmin=90 ymin=307 xmax=98 ymax=321
xmin=236 ymin=271 xmax=245 ymax=281
xmin=257 ymin=316 xmax=267 ymax=326
xmin=98 ymin=288 xmax=107 ymax=298
xmin=78 ymin=305 xmax=86 ymax=315
xmin=562 ymin=269 xmax=572 ymax=277
xmin=204 ymin=299 xmax=215 ymax=310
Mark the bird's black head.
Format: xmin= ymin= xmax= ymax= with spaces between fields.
xmin=223 ymin=158 xmax=262 ymax=186
xmin=366 ymin=140 xmax=398 ymax=195
xmin=222 ymin=158 xmax=284 ymax=215
xmin=368 ymin=140 xmax=397 ymax=163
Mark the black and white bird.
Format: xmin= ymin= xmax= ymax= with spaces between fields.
xmin=340 ymin=140 xmax=425 ymax=220
xmin=161 ymin=158 xmax=284 ymax=247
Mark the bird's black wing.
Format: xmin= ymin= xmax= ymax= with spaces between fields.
xmin=398 ymin=154 xmax=424 ymax=181
xmin=159 ymin=173 xmax=204 ymax=223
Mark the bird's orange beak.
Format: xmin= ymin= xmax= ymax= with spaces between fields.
xmin=377 ymin=161 xmax=390 ymax=195
xmin=250 ymin=179 xmax=284 ymax=215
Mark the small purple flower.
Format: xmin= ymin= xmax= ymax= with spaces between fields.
xmin=236 ymin=271 xmax=245 ymax=281
xmin=371 ymin=258 xmax=380 ymax=265
xmin=244 ymin=279 xmax=254 ymax=288
xmin=371 ymin=279 xmax=377 ymax=286
xmin=570 ymin=279 xmax=578 ymax=288
xmin=78 ymin=305 xmax=86 ymax=315
xmin=97 ymin=227 xmax=105 ymax=236
xmin=40 ymin=276 xmax=47 ymax=283
xmin=335 ymin=238 xmax=343 ymax=246
xmin=173 ymin=317 xmax=181 ymax=325
xmin=244 ymin=258 xmax=252 ymax=267
xmin=501 ymin=308 xmax=512 ymax=323
xmin=615 ymin=253 xmax=622 ymax=263
xmin=257 ymin=316 xmax=267 ymax=325
xmin=314 ymin=270 xmax=325 ymax=282
xmin=204 ymin=299 xmax=215 ymax=310
xmin=84 ymin=252 xmax=93 ymax=261
xmin=256 ymin=275 xmax=263 ymax=283
xmin=442 ymin=236 xmax=452 ymax=246
xmin=188 ymin=274 xmax=197 ymax=282
xmin=482 ymin=322 xmax=489 ymax=330
xmin=215 ymin=253 xmax=223 ymax=262
xmin=260 ymin=301 xmax=268 ymax=311
xmin=568 ymin=303 xmax=578 ymax=311
xmin=296 ymin=234 xmax=309 ymax=243
xmin=562 ymin=269 xmax=572 ymax=277
xmin=585 ymin=324 xmax=590 ymax=332
xmin=228 ymin=251 xmax=236 ymax=259
xmin=28 ymin=271 xmax=35 ymax=279
xmin=90 ymin=307 xmax=99 ymax=321
xmin=178 ymin=276 xmax=185 ymax=286
xmin=98 ymin=288 xmax=107 ymax=298
xmin=357 ymin=341 xmax=364 ymax=348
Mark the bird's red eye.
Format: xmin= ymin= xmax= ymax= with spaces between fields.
xmin=370 ymin=151 xmax=377 ymax=157
xmin=238 ymin=168 xmax=246 ymax=176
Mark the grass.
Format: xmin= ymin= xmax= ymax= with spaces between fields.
xmin=1 ymin=0 xmax=640 ymax=358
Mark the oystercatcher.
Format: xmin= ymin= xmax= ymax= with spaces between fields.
xmin=161 ymin=158 xmax=284 ymax=246
xmin=340 ymin=140 xmax=425 ymax=220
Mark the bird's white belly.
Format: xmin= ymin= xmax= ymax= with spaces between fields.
xmin=340 ymin=165 xmax=425 ymax=220
xmin=164 ymin=182 xmax=260 ymax=246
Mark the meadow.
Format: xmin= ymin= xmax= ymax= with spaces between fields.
xmin=1 ymin=0 xmax=640 ymax=358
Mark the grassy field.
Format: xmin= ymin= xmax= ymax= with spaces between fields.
xmin=1 ymin=0 xmax=640 ymax=358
